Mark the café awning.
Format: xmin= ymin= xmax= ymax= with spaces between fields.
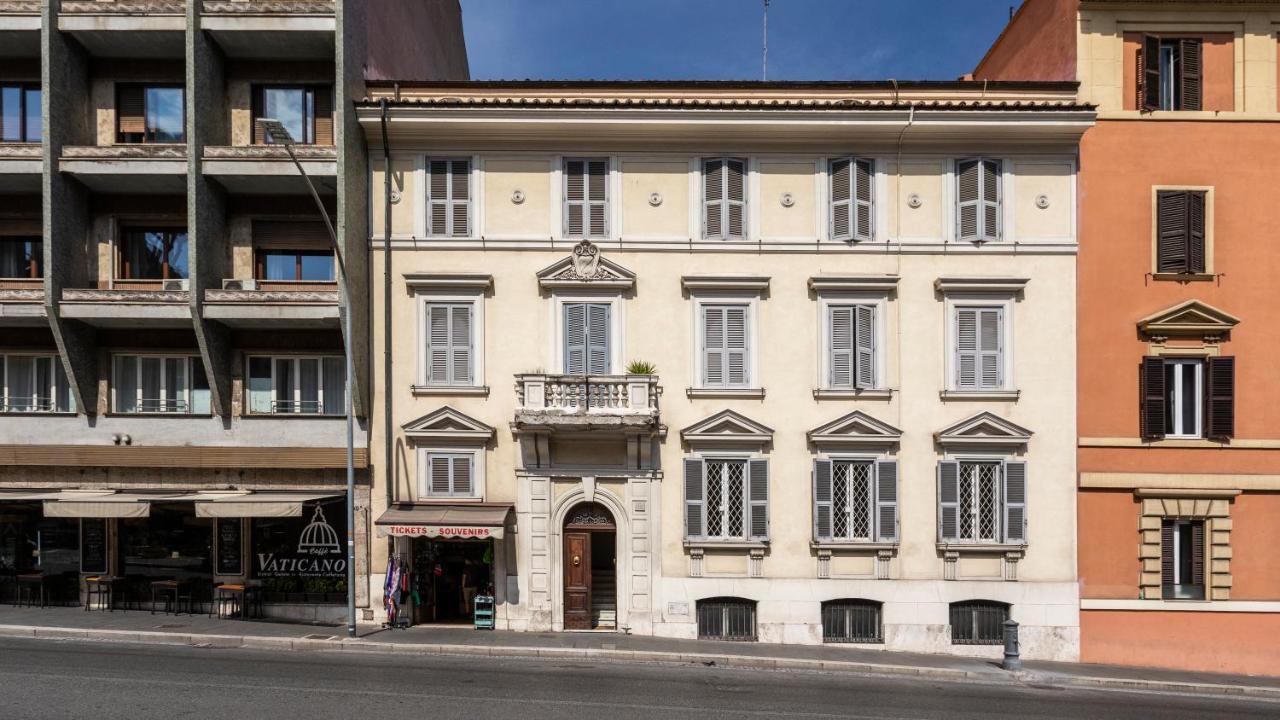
xmin=193 ymin=491 xmax=340 ymax=518
xmin=375 ymin=503 xmax=512 ymax=540
xmin=0 ymin=489 xmax=341 ymax=519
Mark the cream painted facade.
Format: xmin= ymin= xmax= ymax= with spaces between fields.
xmin=360 ymin=83 xmax=1093 ymax=660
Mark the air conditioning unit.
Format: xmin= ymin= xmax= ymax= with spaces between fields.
xmin=162 ymin=279 xmax=189 ymax=292
xmin=222 ymin=279 xmax=258 ymax=291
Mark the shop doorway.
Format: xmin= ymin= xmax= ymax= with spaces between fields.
xmin=562 ymin=502 xmax=616 ymax=631
xmin=411 ymin=538 xmax=493 ymax=625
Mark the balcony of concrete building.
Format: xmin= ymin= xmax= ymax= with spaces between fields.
xmin=57 ymin=1 xmax=188 ymax=58
xmin=513 ymin=374 xmax=662 ymax=433
xmin=0 ymin=209 xmax=45 ymax=326
xmin=1 ymin=70 xmax=42 ymax=185
xmin=0 ymin=2 xmax=40 ymax=61
xmin=201 ymin=0 xmax=335 ymax=60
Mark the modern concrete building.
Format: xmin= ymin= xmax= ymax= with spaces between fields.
xmin=0 ymin=0 xmax=465 ymax=620
xmin=976 ymin=0 xmax=1280 ymax=676
xmin=362 ymin=80 xmax=1093 ymax=660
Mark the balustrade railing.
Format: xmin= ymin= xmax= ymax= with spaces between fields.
xmin=515 ymin=374 xmax=659 ymax=416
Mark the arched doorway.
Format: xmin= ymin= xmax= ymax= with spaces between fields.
xmin=562 ymin=502 xmax=616 ymax=630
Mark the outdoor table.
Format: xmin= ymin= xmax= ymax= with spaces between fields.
xmin=16 ymin=572 xmax=45 ymax=608
xmin=150 ymin=579 xmax=190 ymax=615
xmin=84 ymin=576 xmax=124 ymax=612
xmin=213 ymin=583 xmax=263 ymax=620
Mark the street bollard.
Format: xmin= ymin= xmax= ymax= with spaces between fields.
xmin=1002 ymin=618 xmax=1021 ymax=671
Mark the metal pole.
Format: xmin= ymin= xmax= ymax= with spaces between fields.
xmin=762 ymin=0 xmax=769 ymax=81
xmin=280 ymin=142 xmax=357 ymax=638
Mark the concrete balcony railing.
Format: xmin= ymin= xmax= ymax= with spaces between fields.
xmin=201 ymin=0 xmax=333 ymax=15
xmin=203 ymin=281 xmax=339 ymax=327
xmin=203 ymin=145 xmax=336 ymax=159
xmin=59 ymin=0 xmax=188 ymax=15
xmin=0 ymin=144 xmax=40 ymax=158
xmin=62 ymin=144 xmax=187 ymax=160
xmin=514 ymin=374 xmax=661 ymax=430
xmin=0 ymin=1 xmax=41 ymax=14
xmin=62 ymin=287 xmax=190 ymax=303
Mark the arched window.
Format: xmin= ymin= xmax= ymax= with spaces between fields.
xmin=949 ymin=600 xmax=1010 ymax=645
xmin=821 ymin=599 xmax=883 ymax=643
xmin=697 ymin=597 xmax=756 ymax=641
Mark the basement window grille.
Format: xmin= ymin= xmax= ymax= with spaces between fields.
xmin=949 ymin=600 xmax=1009 ymax=645
xmin=697 ymin=597 xmax=757 ymax=642
xmin=821 ymin=599 xmax=883 ymax=643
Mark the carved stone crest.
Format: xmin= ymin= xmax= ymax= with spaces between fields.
xmin=569 ymin=240 xmax=606 ymax=280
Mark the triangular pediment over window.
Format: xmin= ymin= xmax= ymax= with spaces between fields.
xmin=402 ymin=406 xmax=495 ymax=444
xmin=680 ymin=409 xmax=773 ymax=447
xmin=1137 ymin=300 xmax=1240 ymax=339
xmin=934 ymin=412 xmax=1032 ymax=448
xmin=807 ymin=410 xmax=902 ymax=448
xmin=537 ymin=240 xmax=636 ymax=289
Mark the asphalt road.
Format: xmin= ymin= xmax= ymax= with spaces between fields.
xmin=0 ymin=637 xmax=1274 ymax=720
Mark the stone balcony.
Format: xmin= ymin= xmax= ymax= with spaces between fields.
xmin=0 ymin=144 xmax=41 ymax=188
xmin=0 ymin=1 xmax=40 ymax=13
xmin=203 ymin=144 xmax=336 ymax=192
xmin=0 ymin=287 xmax=46 ymax=326
xmin=60 ymin=286 xmax=192 ymax=327
xmin=57 ymin=2 xmax=187 ymax=58
xmin=199 ymin=0 xmax=335 ymax=59
xmin=201 ymin=0 xmax=333 ymax=15
xmin=60 ymin=144 xmax=188 ymax=192
xmin=514 ymin=374 xmax=661 ymax=433
xmin=59 ymin=1 xmax=188 ymax=15
xmin=202 ymin=283 xmax=339 ymax=328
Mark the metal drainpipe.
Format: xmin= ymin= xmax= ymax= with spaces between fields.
xmin=380 ymin=99 xmax=393 ymax=511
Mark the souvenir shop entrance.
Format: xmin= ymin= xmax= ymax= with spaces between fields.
xmin=411 ymin=537 xmax=492 ymax=625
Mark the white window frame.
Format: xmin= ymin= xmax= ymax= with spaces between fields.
xmin=111 ymin=354 xmax=202 ymax=415
xmin=943 ymin=296 xmax=1015 ymax=393
xmin=424 ymin=156 xmax=473 ymax=238
xmin=1 ymin=353 xmax=73 ymax=414
xmin=245 ymin=354 xmax=345 ymax=416
xmin=701 ymin=156 xmax=748 ymax=241
xmin=700 ymin=455 xmax=752 ymax=541
xmin=819 ymin=297 xmax=886 ymax=391
xmin=561 ymin=156 xmax=610 ymax=240
xmin=825 ymin=454 xmax=881 ymax=542
xmin=690 ymin=294 xmax=759 ymax=390
xmin=418 ymin=449 xmax=484 ymax=500
xmin=549 ymin=292 xmax=623 ymax=376
xmin=416 ymin=291 xmax=484 ymax=388
xmin=953 ymin=455 xmax=1007 ymax=544
xmin=1165 ymin=358 xmax=1204 ymax=439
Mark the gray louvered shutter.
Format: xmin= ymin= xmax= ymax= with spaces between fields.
xmin=703 ymin=158 xmax=724 ymax=239
xmin=978 ymin=308 xmax=1003 ymax=389
xmin=564 ymin=159 xmax=585 ymax=237
xmin=725 ymin=159 xmax=746 ymax=239
xmin=981 ymin=159 xmax=1001 ymax=241
xmin=684 ymin=458 xmax=705 ymax=539
xmin=427 ymin=304 xmax=450 ymax=384
xmin=449 ymin=304 xmax=472 ymax=384
xmin=587 ymin=159 xmax=608 ymax=237
xmin=1141 ymin=34 xmax=1162 ymax=111
xmin=829 ymin=158 xmax=852 ymax=241
xmin=564 ymin=303 xmax=587 ymax=374
xmin=829 ymin=306 xmax=853 ymax=388
xmin=452 ymin=455 xmax=473 ymax=495
xmin=1179 ymin=38 xmax=1202 ymax=111
xmin=1140 ymin=356 xmax=1167 ymax=439
xmin=1003 ymin=460 xmax=1027 ymax=544
xmin=748 ymin=458 xmax=769 ymax=540
xmin=855 ymin=304 xmax=875 ymax=390
xmin=938 ymin=460 xmax=960 ymax=542
xmin=427 ymin=159 xmax=470 ymax=237
xmin=813 ymin=459 xmax=833 ymax=541
xmin=429 ymin=455 xmax=451 ymax=495
xmin=702 ymin=305 xmax=724 ymax=386
xmin=450 ymin=159 xmax=470 ymax=236
xmin=956 ymin=160 xmax=980 ymax=242
xmin=585 ymin=303 xmax=610 ymax=375
xmin=853 ymin=158 xmax=874 ymax=241
xmin=725 ymin=305 xmax=749 ymax=386
xmin=955 ymin=308 xmax=979 ymax=390
xmin=1156 ymin=190 xmax=1189 ymax=273
xmin=875 ymin=459 xmax=898 ymax=543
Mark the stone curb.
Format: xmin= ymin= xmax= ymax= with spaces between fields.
xmin=1 ymin=624 xmax=1276 ymax=701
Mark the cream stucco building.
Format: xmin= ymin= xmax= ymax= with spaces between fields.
xmin=358 ymin=81 xmax=1093 ymax=660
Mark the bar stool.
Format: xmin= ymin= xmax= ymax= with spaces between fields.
xmin=16 ymin=572 xmax=45 ymax=608
xmin=84 ymin=576 xmax=123 ymax=612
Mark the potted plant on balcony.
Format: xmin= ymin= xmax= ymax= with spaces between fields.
xmin=626 ymin=360 xmax=656 ymax=377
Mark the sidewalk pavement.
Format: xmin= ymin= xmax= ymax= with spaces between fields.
xmin=0 ymin=605 xmax=1276 ymax=701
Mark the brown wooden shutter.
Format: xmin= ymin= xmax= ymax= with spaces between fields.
xmin=1206 ymin=355 xmax=1235 ymax=440
xmin=1141 ymin=34 xmax=1162 ymax=111
xmin=313 ymin=86 xmax=334 ymax=145
xmin=1156 ymin=191 xmax=1189 ymax=273
xmin=253 ymin=221 xmax=330 ymax=250
xmin=1160 ymin=520 xmax=1174 ymax=595
xmin=1190 ymin=521 xmax=1205 ymax=588
xmin=1179 ymin=38 xmax=1202 ymax=111
xmin=1140 ymin=356 xmax=1167 ymax=439
xmin=251 ymin=87 xmax=265 ymax=145
xmin=117 ymin=85 xmax=145 ymax=136
xmin=1187 ymin=191 xmax=1206 ymax=273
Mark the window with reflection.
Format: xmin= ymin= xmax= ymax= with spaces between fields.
xmin=119 ymin=503 xmax=212 ymax=582
xmin=118 ymin=228 xmax=188 ymax=280
xmin=254 ymin=86 xmax=332 ymax=145
xmin=1 ymin=83 xmax=40 ymax=143
xmin=256 ymin=249 xmax=334 ymax=282
xmin=117 ymin=84 xmax=184 ymax=144
xmin=0 ymin=237 xmax=42 ymax=279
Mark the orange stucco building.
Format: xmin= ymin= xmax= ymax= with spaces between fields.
xmin=977 ymin=0 xmax=1280 ymax=676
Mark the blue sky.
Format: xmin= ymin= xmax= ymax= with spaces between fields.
xmin=460 ymin=0 xmax=1022 ymax=81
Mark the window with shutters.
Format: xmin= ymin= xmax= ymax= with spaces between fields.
xmin=702 ymin=157 xmax=747 ymax=240
xmin=112 ymin=355 xmax=210 ymax=415
xmin=1 ymin=354 xmax=75 ymax=413
xmin=1162 ymin=519 xmax=1205 ymax=600
xmin=1140 ymin=355 xmax=1234 ymax=441
xmin=937 ymin=459 xmax=1027 ymax=545
xmin=1139 ymin=36 xmax=1203 ymax=112
xmin=813 ymin=458 xmax=898 ymax=544
xmin=699 ymin=303 xmax=751 ymax=388
xmin=829 ymin=157 xmax=874 ymax=242
xmin=252 ymin=85 xmax=333 ymax=145
xmin=561 ymin=301 xmax=611 ymax=375
xmin=116 ymin=84 xmax=184 ymax=144
xmin=423 ymin=302 xmax=474 ymax=386
xmin=684 ymin=457 xmax=768 ymax=542
xmin=827 ymin=304 xmax=877 ymax=390
xmin=426 ymin=158 xmax=471 ymax=238
xmin=949 ymin=600 xmax=1009 ymax=645
xmin=955 ymin=158 xmax=1001 ymax=243
xmin=423 ymin=452 xmax=476 ymax=498
xmin=822 ymin=599 xmax=883 ymax=644
xmin=952 ymin=306 xmax=1005 ymax=391
xmin=1154 ymin=189 xmax=1208 ymax=275
xmin=563 ymin=158 xmax=608 ymax=239
xmin=246 ymin=355 xmax=345 ymax=415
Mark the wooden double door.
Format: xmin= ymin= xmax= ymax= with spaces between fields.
xmin=562 ymin=503 xmax=616 ymax=631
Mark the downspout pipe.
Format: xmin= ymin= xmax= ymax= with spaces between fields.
xmin=380 ymin=99 xmax=393 ymax=512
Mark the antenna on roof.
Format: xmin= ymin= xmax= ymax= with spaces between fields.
xmin=762 ymin=0 xmax=770 ymax=81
